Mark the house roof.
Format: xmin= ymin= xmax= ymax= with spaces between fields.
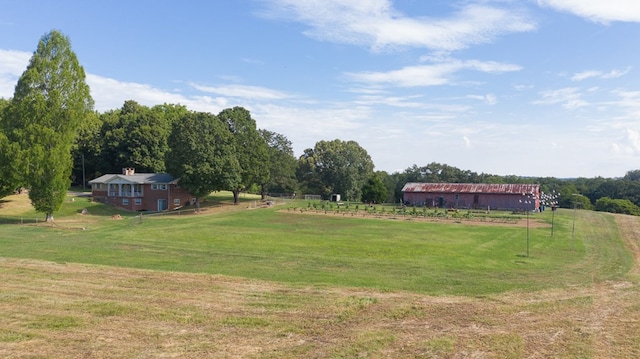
xmin=401 ymin=183 xmax=540 ymax=195
xmin=88 ymin=173 xmax=176 ymax=185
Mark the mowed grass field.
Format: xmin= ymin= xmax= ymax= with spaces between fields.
xmin=1 ymin=192 xmax=639 ymax=358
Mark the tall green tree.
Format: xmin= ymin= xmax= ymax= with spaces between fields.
xmin=0 ymin=98 xmax=20 ymax=198
xmin=100 ymin=100 xmax=172 ymax=174
xmin=297 ymin=139 xmax=374 ymax=201
xmin=624 ymin=169 xmax=640 ymax=182
xmin=258 ymin=129 xmax=298 ymax=198
xmin=361 ymin=172 xmax=387 ymax=204
xmin=71 ymin=110 xmax=102 ymax=187
xmin=166 ymin=111 xmax=239 ymax=210
xmin=4 ymin=30 xmax=93 ymax=221
xmin=217 ymin=107 xmax=269 ymax=204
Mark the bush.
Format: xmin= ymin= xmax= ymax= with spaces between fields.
xmin=595 ymin=197 xmax=640 ymax=216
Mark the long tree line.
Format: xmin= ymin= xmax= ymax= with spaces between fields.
xmin=2 ymin=30 xmax=640 ymax=221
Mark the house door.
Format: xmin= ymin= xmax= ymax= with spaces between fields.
xmin=438 ymin=196 xmax=444 ymax=208
xmin=157 ymin=199 xmax=167 ymax=211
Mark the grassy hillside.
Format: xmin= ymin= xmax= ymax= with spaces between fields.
xmin=0 ymin=192 xmax=632 ymax=295
xmin=1 ymin=192 xmax=639 ymax=358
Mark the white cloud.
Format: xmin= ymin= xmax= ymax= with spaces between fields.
xmin=612 ymin=129 xmax=640 ymax=153
xmin=0 ymin=49 xmax=30 ymax=76
xmin=188 ymin=83 xmax=292 ymax=100
xmin=252 ymin=102 xmax=371 ymax=154
xmin=86 ymin=75 xmax=228 ymax=113
xmin=354 ymin=95 xmax=425 ymax=108
xmin=605 ymin=90 xmax=640 ymax=123
xmin=261 ymin=0 xmax=536 ymax=51
xmin=0 ymin=49 xmax=289 ymax=114
xmin=571 ymin=67 xmax=631 ymax=81
xmin=346 ymin=59 xmax=521 ymax=87
xmin=463 ymin=135 xmax=472 ymax=148
xmin=534 ymin=87 xmax=588 ymax=109
xmin=467 ymin=93 xmax=497 ymax=105
xmin=538 ymin=0 xmax=640 ymax=23
xmin=0 ymin=49 xmax=31 ymax=98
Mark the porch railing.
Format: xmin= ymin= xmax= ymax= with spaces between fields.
xmin=108 ymin=192 xmax=143 ymax=197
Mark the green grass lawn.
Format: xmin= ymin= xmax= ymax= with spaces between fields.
xmin=0 ymin=193 xmax=633 ymax=296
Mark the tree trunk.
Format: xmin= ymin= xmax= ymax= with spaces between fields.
xmin=195 ymin=198 xmax=200 ymax=213
xmin=45 ymin=213 xmax=54 ymax=222
xmin=260 ymin=184 xmax=267 ymax=201
xmin=233 ymin=190 xmax=240 ymax=205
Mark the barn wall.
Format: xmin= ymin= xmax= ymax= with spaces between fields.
xmin=403 ymin=192 xmax=538 ymax=211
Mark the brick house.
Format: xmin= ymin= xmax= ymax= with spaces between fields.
xmin=88 ymin=168 xmax=195 ymax=211
xmin=401 ymin=183 xmax=540 ymax=211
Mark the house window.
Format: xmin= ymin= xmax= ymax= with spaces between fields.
xmin=174 ymin=199 xmax=180 ymax=206
xmin=122 ymin=198 xmax=129 ymax=205
xmin=135 ymin=198 xmax=142 ymax=205
xmin=151 ymin=184 xmax=167 ymax=190
xmin=94 ymin=183 xmax=102 ymax=190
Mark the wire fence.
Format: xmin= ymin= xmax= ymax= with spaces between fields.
xmin=0 ymin=216 xmax=46 ymax=225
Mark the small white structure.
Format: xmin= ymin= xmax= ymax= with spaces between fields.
xmin=330 ymin=194 xmax=341 ymax=202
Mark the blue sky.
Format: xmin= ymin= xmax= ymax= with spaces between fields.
xmin=1 ymin=0 xmax=640 ymax=178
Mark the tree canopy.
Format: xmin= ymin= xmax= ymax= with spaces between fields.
xmin=99 ymin=101 xmax=174 ymax=174
xmin=258 ymin=129 xmax=298 ymax=198
xmin=0 ymin=99 xmax=20 ymax=198
xmin=297 ymin=139 xmax=374 ymax=201
xmin=166 ymin=110 xmax=239 ymax=209
xmin=217 ymin=107 xmax=269 ymax=204
xmin=361 ymin=173 xmax=387 ymax=204
xmin=2 ymin=30 xmax=93 ymax=220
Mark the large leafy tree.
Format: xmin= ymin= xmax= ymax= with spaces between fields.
xmin=297 ymin=139 xmax=374 ymax=201
xmin=361 ymin=172 xmax=387 ymax=204
xmin=166 ymin=111 xmax=239 ymax=210
xmin=217 ymin=107 xmax=269 ymax=204
xmin=3 ymin=30 xmax=93 ymax=221
xmin=624 ymin=169 xmax=640 ymax=182
xmin=70 ymin=110 xmax=102 ymax=187
xmin=99 ymin=100 xmax=173 ymax=174
xmin=296 ymin=147 xmax=329 ymax=196
xmin=258 ymin=129 xmax=298 ymax=198
xmin=0 ymin=98 xmax=21 ymax=198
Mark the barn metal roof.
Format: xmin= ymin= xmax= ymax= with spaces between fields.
xmin=401 ymin=183 xmax=540 ymax=194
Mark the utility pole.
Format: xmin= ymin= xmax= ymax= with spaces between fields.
xmin=571 ymin=194 xmax=582 ymax=251
xmin=82 ymin=153 xmax=86 ymax=190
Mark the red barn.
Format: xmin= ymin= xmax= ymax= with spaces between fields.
xmin=88 ymin=168 xmax=196 ymax=212
xmin=401 ymin=183 xmax=540 ymax=211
